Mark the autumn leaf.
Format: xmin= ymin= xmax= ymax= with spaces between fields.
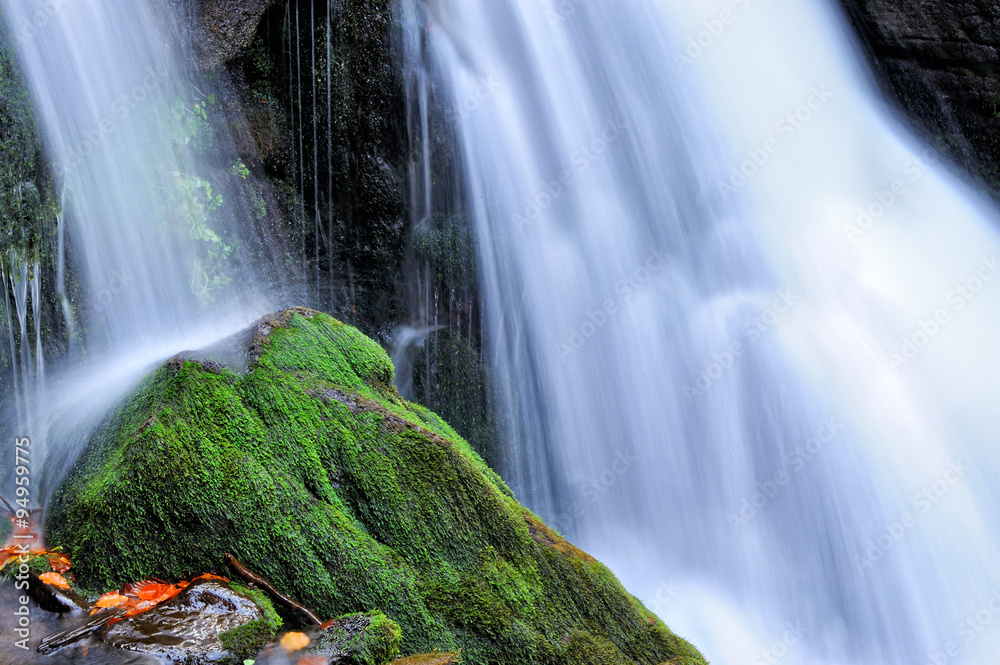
xmin=0 ymin=546 xmax=73 ymax=575
xmin=125 ymin=600 xmax=158 ymax=617
xmin=48 ymin=553 xmax=73 ymax=573
xmin=39 ymin=572 xmax=70 ymax=589
xmin=93 ymin=592 xmax=129 ymax=610
xmin=130 ymin=581 xmax=178 ymax=602
xmin=280 ymin=632 xmax=311 ymax=652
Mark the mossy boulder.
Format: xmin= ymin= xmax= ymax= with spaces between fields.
xmin=309 ymin=609 xmax=401 ymax=664
xmin=47 ymin=308 xmax=707 ymax=665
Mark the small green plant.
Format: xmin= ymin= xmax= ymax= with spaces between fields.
xmin=171 ymin=97 xmax=213 ymax=151
xmin=232 ymin=160 xmax=250 ymax=179
xmin=172 ymin=171 xmax=232 ymax=301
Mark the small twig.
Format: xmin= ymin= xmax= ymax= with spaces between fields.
xmin=224 ymin=553 xmax=322 ymax=626
xmin=37 ymin=607 xmax=126 ymax=654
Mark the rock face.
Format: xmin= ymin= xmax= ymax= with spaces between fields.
xmin=184 ymin=0 xmax=280 ymax=69
xmin=47 ymin=308 xmax=706 ymax=665
xmin=837 ymin=0 xmax=1000 ymax=197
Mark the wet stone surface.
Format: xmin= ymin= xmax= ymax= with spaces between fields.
xmin=100 ymin=578 xmax=266 ymax=663
xmin=0 ymin=580 xmax=159 ymax=665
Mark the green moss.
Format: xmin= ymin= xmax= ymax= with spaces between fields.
xmin=0 ymin=553 xmax=52 ymax=580
xmin=219 ymin=619 xmax=274 ymax=662
xmin=311 ymin=610 xmax=401 ymax=665
xmin=557 ymin=631 xmax=629 ymax=665
xmin=0 ymin=517 xmax=11 ymax=543
xmin=47 ymin=309 xmax=707 ymax=665
xmin=0 ymin=29 xmax=58 ymax=258
xmin=230 ymin=583 xmax=283 ymax=633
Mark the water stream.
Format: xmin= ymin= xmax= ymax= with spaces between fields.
xmin=403 ymin=0 xmax=1000 ymax=663
xmin=4 ymin=0 xmax=1000 ymax=662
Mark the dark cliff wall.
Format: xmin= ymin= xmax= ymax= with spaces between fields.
xmin=838 ymin=0 xmax=1000 ymax=198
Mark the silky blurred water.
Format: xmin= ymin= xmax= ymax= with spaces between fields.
xmin=403 ymin=0 xmax=1000 ymax=663
xmin=0 ymin=0 xmax=272 ymax=505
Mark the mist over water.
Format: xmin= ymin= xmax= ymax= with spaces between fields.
xmin=404 ymin=0 xmax=1000 ymax=663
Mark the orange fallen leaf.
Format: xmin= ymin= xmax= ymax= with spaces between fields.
xmin=132 ymin=581 xmax=177 ymax=602
xmin=125 ymin=600 xmax=158 ymax=617
xmin=280 ymin=632 xmax=311 ymax=652
xmin=39 ymin=572 xmax=70 ymax=589
xmin=87 ymin=572 xmax=234 ymax=620
xmin=93 ymin=592 xmax=129 ymax=609
xmin=48 ymin=553 xmax=73 ymax=573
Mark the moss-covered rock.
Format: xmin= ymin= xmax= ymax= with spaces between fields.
xmin=219 ymin=583 xmax=284 ymax=660
xmin=309 ymin=609 xmax=401 ymax=664
xmin=47 ymin=308 xmax=706 ymax=665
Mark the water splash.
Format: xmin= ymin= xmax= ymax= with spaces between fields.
xmin=403 ymin=0 xmax=1000 ymax=662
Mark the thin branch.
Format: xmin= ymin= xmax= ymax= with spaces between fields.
xmin=224 ymin=553 xmax=322 ymax=626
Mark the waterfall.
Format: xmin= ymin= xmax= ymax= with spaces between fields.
xmin=403 ymin=0 xmax=1000 ymax=663
xmin=1 ymin=0 xmax=270 ymax=502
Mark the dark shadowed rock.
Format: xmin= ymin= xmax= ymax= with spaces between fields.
xmin=837 ymin=0 xmax=1000 ymax=198
xmin=28 ymin=573 xmax=89 ymax=614
xmin=186 ymin=0 xmax=280 ymax=69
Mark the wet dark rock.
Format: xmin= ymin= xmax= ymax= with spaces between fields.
xmin=837 ymin=0 xmax=1000 ymax=199
xmin=28 ymin=572 xmax=89 ymax=614
xmin=186 ymin=0 xmax=282 ymax=69
xmin=99 ymin=579 xmax=273 ymax=664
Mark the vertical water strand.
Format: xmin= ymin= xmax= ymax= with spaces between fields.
xmin=326 ymin=0 xmax=334 ymax=312
xmin=286 ymin=1 xmax=295 ymax=277
xmin=285 ymin=1 xmax=297 ymax=288
xmin=424 ymin=266 xmax=431 ymax=399
xmin=30 ymin=259 xmax=47 ymax=468
xmin=2 ymin=262 xmax=23 ymax=429
xmin=55 ymin=210 xmax=75 ymax=356
xmin=419 ymin=67 xmax=431 ymax=224
xmin=311 ymin=0 xmax=320 ymax=298
xmin=10 ymin=258 xmax=31 ymax=431
xmin=295 ymin=2 xmax=307 ymax=292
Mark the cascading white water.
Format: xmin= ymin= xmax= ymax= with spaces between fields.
xmin=404 ymin=0 xmax=1000 ymax=663
xmin=1 ymin=0 xmax=270 ymax=502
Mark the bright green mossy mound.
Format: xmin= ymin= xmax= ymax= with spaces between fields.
xmin=47 ymin=309 xmax=707 ymax=665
